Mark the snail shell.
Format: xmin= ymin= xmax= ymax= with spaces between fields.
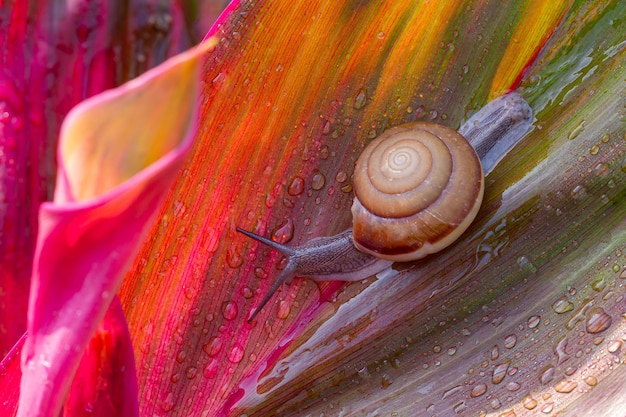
xmin=351 ymin=122 xmax=484 ymax=261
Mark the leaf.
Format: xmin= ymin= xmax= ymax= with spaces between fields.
xmin=0 ymin=0 xmax=201 ymax=358
xmin=114 ymin=1 xmax=624 ymax=416
xmin=15 ymin=40 xmax=215 ymax=417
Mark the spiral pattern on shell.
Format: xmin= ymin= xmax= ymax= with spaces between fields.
xmin=351 ymin=122 xmax=484 ymax=262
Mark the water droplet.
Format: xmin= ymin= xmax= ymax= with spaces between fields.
xmin=491 ymin=345 xmax=500 ymax=361
xmin=523 ymin=395 xmax=538 ymax=410
xmin=204 ymin=359 xmax=219 ymax=379
xmin=584 ymin=375 xmax=597 ymax=386
xmin=594 ymin=163 xmax=609 ymax=177
xmin=607 ymin=340 xmax=622 ymax=353
xmin=552 ymin=299 xmax=574 ymax=314
xmin=241 ymin=286 xmax=254 ymax=299
xmin=442 ymin=385 xmax=462 ymax=399
xmin=186 ymin=366 xmax=198 ymax=379
xmin=272 ymin=218 xmax=294 ymax=243
xmin=320 ymin=145 xmax=329 ymax=159
xmin=554 ymin=379 xmax=577 ymax=393
xmin=203 ymin=337 xmax=222 ymax=357
xmin=161 ymin=392 xmax=175 ymax=411
xmin=470 ymin=383 xmax=487 ymax=397
xmin=571 ymin=184 xmax=587 ymax=200
xmin=539 ymin=365 xmax=555 ymax=384
xmin=504 ymin=334 xmax=517 ymax=349
xmin=591 ymin=277 xmax=606 ymax=291
xmin=585 ymin=307 xmax=612 ymax=334
xmin=288 ymin=176 xmax=305 ymax=195
xmin=453 ymin=401 xmax=466 ymax=414
xmin=527 ymin=315 xmax=541 ymax=328
xmin=541 ymin=402 xmax=554 ymax=413
xmin=490 ymin=398 xmax=502 ymax=410
xmin=226 ymin=245 xmax=243 ymax=268
xmin=170 ymin=373 xmax=180 ymax=383
xmin=228 ymin=343 xmax=244 ymax=363
xmin=311 ymin=171 xmax=326 ymax=190
xmin=321 ymin=120 xmax=331 ymax=135
xmin=381 ymin=373 xmax=393 ymax=389
xmin=176 ymin=350 xmax=187 ymax=363
xmin=506 ymin=381 xmax=521 ymax=391
xmin=335 ymin=170 xmax=348 ymax=183
xmin=567 ymin=120 xmax=585 ymax=140
xmin=492 ymin=361 xmax=510 ymax=384
xmin=277 ymin=300 xmax=291 ymax=319
xmin=222 ymin=301 xmax=238 ymax=320
xmin=354 ymin=88 xmax=368 ymax=110
xmin=517 ymin=256 xmax=537 ymax=273
xmin=253 ymin=267 xmax=267 ymax=280
xmin=212 ymin=72 xmax=226 ymax=85
xmin=377 ymin=31 xmax=386 ymax=40
xmin=589 ymin=144 xmax=599 ymax=155
xmin=555 ymin=336 xmax=570 ymax=365
xmin=341 ymin=183 xmax=353 ymax=193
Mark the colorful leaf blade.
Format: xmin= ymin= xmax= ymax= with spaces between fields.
xmin=0 ymin=0 xmax=202 ymax=358
xmin=117 ymin=1 xmax=603 ymax=415
xmin=17 ymin=41 xmax=214 ymax=417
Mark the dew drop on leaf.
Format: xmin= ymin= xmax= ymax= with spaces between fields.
xmin=226 ymin=245 xmax=243 ymax=268
xmin=607 ymin=340 xmax=622 ymax=353
xmin=527 ymin=315 xmax=541 ymax=328
xmin=335 ymin=170 xmax=347 ymax=183
xmin=506 ymin=381 xmax=521 ymax=391
xmin=228 ymin=343 xmax=245 ymax=363
xmin=380 ymin=373 xmax=393 ymax=389
xmin=523 ymin=395 xmax=538 ymax=410
xmin=353 ymin=88 xmax=368 ymax=110
xmin=585 ymin=307 xmax=612 ymax=334
xmin=453 ymin=401 xmax=466 ymax=414
xmin=539 ymin=365 xmax=555 ymax=385
xmin=552 ymin=299 xmax=574 ymax=314
xmin=272 ymin=218 xmax=294 ymax=243
xmin=554 ymin=379 xmax=577 ymax=393
xmin=492 ymin=362 xmax=509 ymax=384
xmin=571 ymin=184 xmax=587 ymax=200
xmin=517 ymin=256 xmax=537 ymax=273
xmin=441 ymin=384 xmax=462 ymax=399
xmin=277 ymin=299 xmax=290 ymax=319
xmin=222 ymin=301 xmax=238 ymax=320
xmin=503 ymin=334 xmax=517 ymax=349
xmin=288 ymin=176 xmax=305 ymax=195
xmin=186 ymin=366 xmax=198 ymax=380
xmin=311 ymin=170 xmax=326 ymax=190
xmin=567 ymin=120 xmax=585 ymax=140
xmin=204 ymin=359 xmax=219 ymax=379
xmin=491 ymin=345 xmax=500 ymax=361
xmin=584 ymin=375 xmax=598 ymax=386
xmin=161 ymin=392 xmax=175 ymax=412
xmin=470 ymin=383 xmax=487 ymax=397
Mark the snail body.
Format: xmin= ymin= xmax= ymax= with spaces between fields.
xmin=238 ymin=92 xmax=533 ymax=322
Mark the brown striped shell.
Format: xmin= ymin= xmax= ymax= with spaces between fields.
xmin=351 ymin=122 xmax=484 ymax=262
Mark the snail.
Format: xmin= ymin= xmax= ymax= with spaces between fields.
xmin=237 ymin=92 xmax=533 ymax=323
